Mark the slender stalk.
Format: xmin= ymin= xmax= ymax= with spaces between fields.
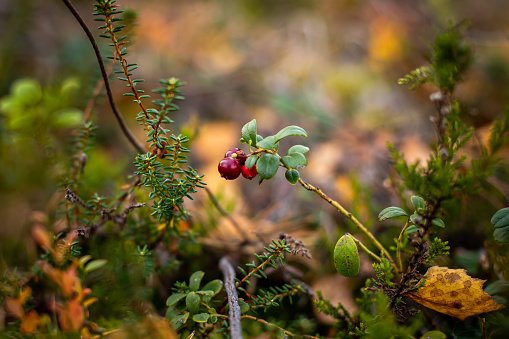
xmin=61 ymin=0 xmax=145 ymax=154
xmin=297 ymin=178 xmax=398 ymax=273
xmin=396 ymin=219 xmax=411 ymax=272
xmin=350 ymin=235 xmax=381 ymax=263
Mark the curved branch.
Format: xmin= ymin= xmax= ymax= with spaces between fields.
xmin=219 ymin=257 xmax=243 ymax=339
xmin=61 ymin=0 xmax=145 ymax=154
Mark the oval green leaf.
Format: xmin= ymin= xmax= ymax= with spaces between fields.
xmin=186 ymin=292 xmax=201 ymax=314
xmin=285 ymin=169 xmax=299 ymax=185
xmin=378 ymin=207 xmax=408 ymax=221
xmin=405 ymin=225 xmax=419 ymax=234
xmin=494 ymin=226 xmax=509 ymax=243
xmin=170 ymin=312 xmax=189 ymax=330
xmin=287 ymin=144 xmax=309 ymax=155
xmin=189 ymin=271 xmax=204 ymax=291
xmin=245 ymin=154 xmax=258 ymax=169
xmin=420 ymin=330 xmax=446 ymax=339
xmin=192 ymin=313 xmax=210 ymax=323
xmin=411 ymin=196 xmax=425 ymax=211
xmin=257 ymin=136 xmax=276 ymax=149
xmin=410 ymin=213 xmax=423 ymax=226
xmin=274 ymin=125 xmax=308 ymax=143
xmin=84 ymin=259 xmax=108 ymax=273
xmin=241 ymin=119 xmax=257 ymax=146
xmin=333 ymin=234 xmax=360 ymax=277
xmin=281 ymin=152 xmax=307 ymax=169
xmin=238 ymin=298 xmax=251 ymax=314
xmin=257 ymin=153 xmax=280 ymax=179
xmin=201 ymin=279 xmax=223 ymax=302
xmin=166 ymin=293 xmax=187 ymax=307
xmin=491 ymin=207 xmax=509 ymax=228
xmin=432 ymin=218 xmax=445 ymax=228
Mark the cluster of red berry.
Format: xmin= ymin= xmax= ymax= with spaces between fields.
xmin=218 ymin=148 xmax=258 ymax=180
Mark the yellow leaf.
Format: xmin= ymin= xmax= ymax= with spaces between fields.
xmin=408 ymin=266 xmax=504 ymax=321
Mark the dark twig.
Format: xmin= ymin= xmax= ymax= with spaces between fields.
xmin=61 ymin=0 xmax=145 ymax=154
xmin=219 ymin=257 xmax=243 ymax=339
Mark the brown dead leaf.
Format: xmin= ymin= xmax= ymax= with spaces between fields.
xmin=408 ymin=266 xmax=504 ymax=321
xmin=4 ymin=297 xmax=24 ymax=318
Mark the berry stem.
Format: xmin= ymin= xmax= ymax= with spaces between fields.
xmin=297 ymin=177 xmax=398 ymax=274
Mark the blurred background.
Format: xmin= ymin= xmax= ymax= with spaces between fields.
xmin=1 ymin=0 xmax=509 ymax=335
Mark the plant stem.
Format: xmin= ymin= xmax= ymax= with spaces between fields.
xmin=297 ymin=178 xmax=398 ymax=273
xmin=219 ymin=257 xmax=243 ymax=339
xmin=350 ymin=235 xmax=381 ymax=263
xmin=397 ymin=219 xmax=411 ymax=272
xmin=61 ymin=0 xmax=145 ymax=154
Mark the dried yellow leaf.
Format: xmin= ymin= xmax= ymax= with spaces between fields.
xmin=408 ymin=266 xmax=504 ymax=321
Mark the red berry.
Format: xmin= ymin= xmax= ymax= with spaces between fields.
xmin=218 ymin=157 xmax=241 ymax=180
xmin=241 ymin=164 xmax=258 ymax=180
xmin=224 ymin=148 xmax=248 ymax=166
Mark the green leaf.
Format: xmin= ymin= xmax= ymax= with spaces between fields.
xmin=201 ymin=279 xmax=223 ymax=302
xmin=195 ymin=290 xmax=214 ymax=297
xmin=257 ymin=136 xmax=276 ymax=149
xmin=257 ymin=153 xmax=280 ymax=179
xmin=287 ymin=145 xmax=309 ymax=155
xmin=84 ymin=259 xmax=108 ymax=273
xmin=411 ymin=196 xmax=426 ymax=211
xmin=166 ymin=293 xmax=187 ymax=307
xmin=420 ymin=330 xmax=446 ymax=339
xmin=238 ymin=298 xmax=250 ymax=314
xmin=432 ymin=218 xmax=445 ymax=228
xmin=405 ymin=225 xmax=419 ymax=234
xmin=410 ymin=213 xmax=423 ymax=226
xmin=484 ymin=280 xmax=509 ymax=296
xmin=378 ymin=207 xmax=408 ymax=221
xmin=189 ymin=271 xmax=204 ymax=291
xmin=491 ymin=207 xmax=509 ymax=228
xmin=493 ymin=226 xmax=509 ymax=243
xmin=333 ymin=234 xmax=360 ymax=277
xmin=245 ymin=154 xmax=258 ymax=169
xmin=281 ymin=152 xmax=307 ymax=169
xmin=170 ymin=312 xmax=189 ymax=330
xmin=54 ymin=109 xmax=83 ymax=128
xmin=186 ymin=292 xmax=200 ymax=313
xmin=285 ymin=169 xmax=300 ymax=185
xmin=274 ymin=125 xmax=308 ymax=143
xmin=241 ymin=119 xmax=257 ymax=146
xmin=192 ymin=313 xmax=210 ymax=323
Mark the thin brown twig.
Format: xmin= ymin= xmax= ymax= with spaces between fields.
xmin=61 ymin=0 xmax=145 ymax=154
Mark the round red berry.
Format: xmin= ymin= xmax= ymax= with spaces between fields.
xmin=241 ymin=164 xmax=258 ymax=180
xmin=224 ymin=148 xmax=248 ymax=166
xmin=218 ymin=157 xmax=241 ymax=180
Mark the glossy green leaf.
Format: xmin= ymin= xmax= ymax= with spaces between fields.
xmin=195 ymin=290 xmax=214 ymax=296
xmin=274 ymin=125 xmax=308 ymax=143
xmin=170 ymin=312 xmax=189 ymax=330
xmin=493 ymin=226 xmax=509 ymax=243
xmin=484 ymin=280 xmax=509 ymax=296
xmin=186 ymin=292 xmax=200 ymax=313
xmin=333 ymin=234 xmax=360 ymax=277
xmin=257 ymin=136 xmax=276 ymax=149
xmin=238 ymin=298 xmax=250 ymax=314
xmin=491 ymin=207 xmax=509 ymax=228
xmin=411 ymin=196 xmax=426 ymax=211
xmin=378 ymin=207 xmax=408 ymax=221
xmin=201 ymin=279 xmax=223 ymax=302
xmin=287 ymin=144 xmax=309 ymax=155
xmin=405 ymin=225 xmax=419 ymax=234
xmin=257 ymin=153 xmax=280 ymax=179
xmin=192 ymin=313 xmax=209 ymax=323
xmin=432 ymin=218 xmax=445 ymax=228
xmin=241 ymin=119 xmax=257 ymax=146
xmin=84 ymin=259 xmax=108 ymax=273
xmin=281 ymin=152 xmax=307 ymax=169
xmin=410 ymin=213 xmax=423 ymax=226
xmin=285 ymin=169 xmax=299 ymax=185
xmin=420 ymin=330 xmax=446 ymax=339
xmin=245 ymin=154 xmax=258 ymax=169
xmin=189 ymin=271 xmax=204 ymax=291
xmin=166 ymin=293 xmax=187 ymax=307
